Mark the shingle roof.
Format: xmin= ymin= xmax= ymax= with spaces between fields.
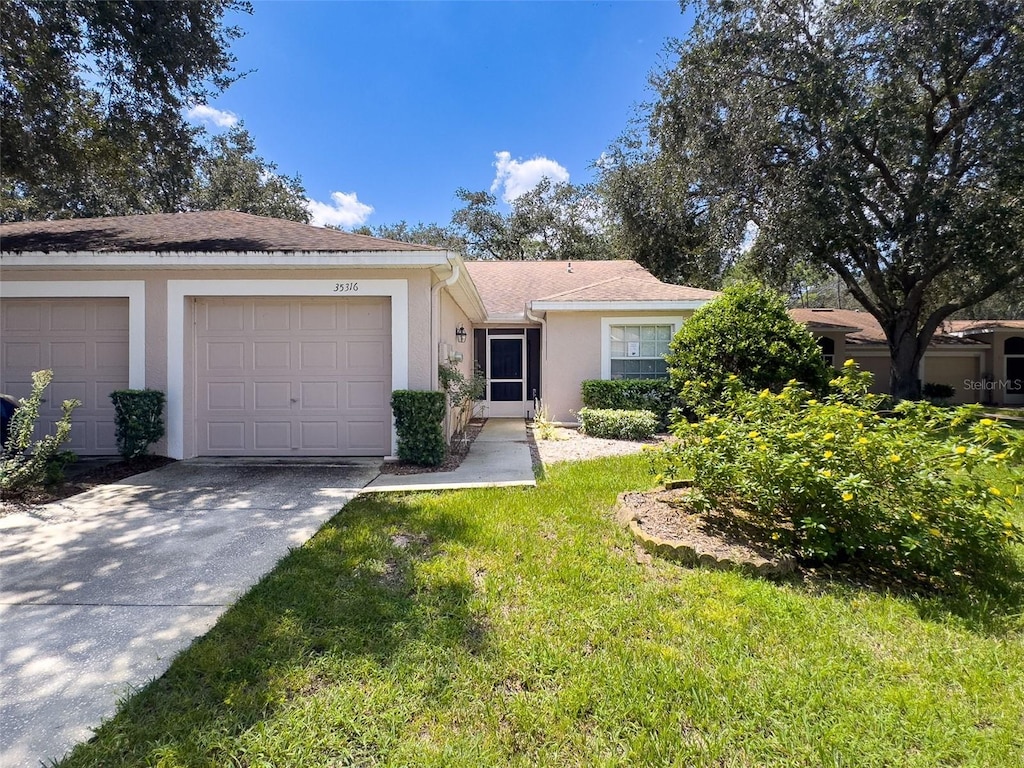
xmin=946 ymin=319 xmax=1024 ymax=334
xmin=0 ymin=211 xmax=440 ymax=253
xmin=464 ymin=260 xmax=719 ymax=318
xmin=789 ymin=307 xmax=985 ymax=346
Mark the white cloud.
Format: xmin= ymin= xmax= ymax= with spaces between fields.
xmin=185 ymin=104 xmax=239 ymax=129
xmin=490 ymin=150 xmax=570 ymax=203
xmin=305 ymin=191 xmax=374 ymax=228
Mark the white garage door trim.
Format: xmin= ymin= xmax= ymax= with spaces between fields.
xmin=0 ymin=281 xmax=146 ymax=388
xmin=167 ymin=279 xmax=409 ymax=459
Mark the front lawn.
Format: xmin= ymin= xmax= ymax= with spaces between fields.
xmin=61 ymin=456 xmax=1024 ymax=767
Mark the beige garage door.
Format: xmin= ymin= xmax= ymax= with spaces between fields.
xmin=0 ymin=298 xmax=129 ymax=455
xmin=194 ymin=297 xmax=392 ymax=456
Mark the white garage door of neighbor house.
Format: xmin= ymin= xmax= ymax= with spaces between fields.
xmin=0 ymin=298 xmax=130 ymax=455
xmin=194 ymin=297 xmax=392 ymax=456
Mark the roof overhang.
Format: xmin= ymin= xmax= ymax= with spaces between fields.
xmin=529 ymin=299 xmax=711 ymax=313
xmin=0 ymin=250 xmax=450 ymax=269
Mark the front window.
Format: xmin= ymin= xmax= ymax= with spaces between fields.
xmin=609 ymin=324 xmax=672 ymax=379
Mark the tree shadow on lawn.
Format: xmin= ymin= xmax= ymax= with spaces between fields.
xmin=59 ymin=493 xmax=486 ymax=766
xmin=787 ymin=556 xmax=1024 ymax=637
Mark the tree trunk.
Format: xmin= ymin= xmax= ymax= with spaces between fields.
xmin=889 ymin=335 xmax=924 ymax=402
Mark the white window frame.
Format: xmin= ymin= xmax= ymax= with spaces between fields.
xmin=600 ymin=316 xmax=683 ymax=380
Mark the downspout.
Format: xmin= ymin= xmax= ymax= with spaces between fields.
xmin=525 ymin=302 xmax=546 ymax=409
xmin=431 ymin=255 xmax=460 ymax=390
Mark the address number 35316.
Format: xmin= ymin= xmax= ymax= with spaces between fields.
xmin=333 ymin=282 xmax=359 ymax=293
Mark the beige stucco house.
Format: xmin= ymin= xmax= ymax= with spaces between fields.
xmin=791 ymin=307 xmax=1024 ymax=406
xmin=0 ymin=212 xmax=717 ymax=458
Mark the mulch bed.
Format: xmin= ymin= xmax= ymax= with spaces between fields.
xmin=1 ymin=455 xmax=177 ymax=510
xmin=377 ymin=419 xmax=485 ymax=475
xmin=617 ymin=487 xmax=796 ymax=578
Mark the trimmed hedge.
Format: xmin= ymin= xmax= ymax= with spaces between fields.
xmin=110 ymin=389 xmax=166 ymax=460
xmin=580 ymin=379 xmax=677 ymax=428
xmin=391 ymin=390 xmax=446 ymax=466
xmin=577 ymin=407 xmax=659 ymax=441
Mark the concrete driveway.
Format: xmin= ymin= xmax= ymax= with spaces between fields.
xmin=0 ymin=459 xmax=379 ymax=767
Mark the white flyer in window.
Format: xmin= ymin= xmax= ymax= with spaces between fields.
xmin=627 ymin=341 xmax=640 ymax=357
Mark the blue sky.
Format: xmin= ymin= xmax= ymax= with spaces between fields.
xmin=186 ymin=1 xmax=693 ymax=228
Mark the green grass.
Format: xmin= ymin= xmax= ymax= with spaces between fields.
xmin=60 ymin=456 xmax=1024 ymax=767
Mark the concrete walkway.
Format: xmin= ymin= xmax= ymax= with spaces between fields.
xmin=0 ymin=460 xmax=378 ymax=768
xmin=364 ymin=418 xmax=537 ymax=492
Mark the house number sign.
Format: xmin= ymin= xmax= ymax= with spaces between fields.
xmin=333 ymin=282 xmax=359 ymax=293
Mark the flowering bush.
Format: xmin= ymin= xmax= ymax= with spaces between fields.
xmin=655 ymin=361 xmax=1024 ymax=591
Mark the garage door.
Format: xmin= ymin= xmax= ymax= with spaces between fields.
xmin=0 ymin=298 xmax=129 ymax=455
xmin=194 ymin=297 xmax=391 ymax=456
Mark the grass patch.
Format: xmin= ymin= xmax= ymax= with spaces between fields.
xmin=60 ymin=456 xmax=1024 ymax=767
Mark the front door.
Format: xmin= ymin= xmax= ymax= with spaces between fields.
xmin=487 ymin=335 xmax=527 ymax=417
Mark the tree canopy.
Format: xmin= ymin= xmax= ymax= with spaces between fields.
xmin=1 ymin=0 xmax=251 ymax=220
xmin=637 ymin=0 xmax=1024 ymax=399
xmin=191 ymin=125 xmax=310 ymax=223
xmin=451 ymin=180 xmax=614 ymax=261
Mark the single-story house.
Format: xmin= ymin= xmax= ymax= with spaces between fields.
xmin=790 ymin=307 xmax=1024 ymax=406
xmin=0 ymin=211 xmax=717 ymax=458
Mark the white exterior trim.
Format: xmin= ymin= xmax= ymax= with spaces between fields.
xmin=600 ymin=315 xmax=684 ymax=380
xmin=1 ymin=251 xmax=448 ymax=269
xmin=166 ymin=279 xmax=409 ymax=459
xmin=0 ymin=280 xmax=146 ymax=388
xmin=535 ymin=300 xmax=708 ymax=312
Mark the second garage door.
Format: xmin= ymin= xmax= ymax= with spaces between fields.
xmin=194 ymin=297 xmax=392 ymax=456
xmin=0 ymin=298 xmax=129 ymax=455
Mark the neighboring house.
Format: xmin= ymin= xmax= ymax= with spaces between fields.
xmin=790 ymin=307 xmax=1024 ymax=406
xmin=0 ymin=212 xmax=717 ymax=458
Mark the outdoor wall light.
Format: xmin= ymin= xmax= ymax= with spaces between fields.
xmin=455 ymin=324 xmax=467 ymax=342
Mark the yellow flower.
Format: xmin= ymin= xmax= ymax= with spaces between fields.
xmin=824 ymin=450 xmax=834 ymax=459
xmin=857 ymin=437 xmax=869 ymax=445
xmin=748 ymin=431 xmax=760 ymax=439
xmin=911 ymin=512 xmax=922 ymax=521
xmin=980 ymin=418 xmax=995 ymax=426
xmin=989 ymin=487 xmax=1002 ymax=496
xmin=929 ymin=528 xmax=942 ymax=537
xmin=820 ymin=469 xmax=833 ymax=478
xmin=890 ymin=454 xmax=901 ymax=463
xmin=786 ymin=431 xmax=805 ymax=440
xmin=842 ymin=492 xmax=854 ymax=502
xmin=823 ymin=432 xmax=835 ymax=440
xmin=701 ymin=437 xmax=712 ymax=445
xmin=800 ymin=460 xmax=811 ymax=468
xmin=955 ymin=446 xmax=967 ymax=454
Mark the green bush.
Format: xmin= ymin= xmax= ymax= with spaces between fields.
xmin=666 ymin=282 xmax=832 ymax=416
xmin=655 ymin=361 xmax=1024 ymax=592
xmin=922 ymin=382 xmax=956 ymax=404
xmin=580 ymin=379 xmax=678 ymax=428
xmin=391 ymin=390 xmax=447 ymax=466
xmin=1 ymin=369 xmax=80 ymax=495
xmin=110 ymin=389 xmax=166 ymax=461
xmin=578 ymin=407 xmax=659 ymax=441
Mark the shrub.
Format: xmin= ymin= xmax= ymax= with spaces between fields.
xmin=580 ymin=379 xmax=678 ymax=428
xmin=439 ymin=361 xmax=486 ymax=443
xmin=110 ymin=389 xmax=166 ymax=461
xmin=0 ymin=370 xmax=80 ymax=495
xmin=391 ymin=390 xmax=447 ymax=466
xmin=666 ymin=282 xmax=832 ymax=416
xmin=578 ymin=407 xmax=659 ymax=441
xmin=922 ymin=382 xmax=956 ymax=404
xmin=654 ymin=361 xmax=1024 ymax=592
